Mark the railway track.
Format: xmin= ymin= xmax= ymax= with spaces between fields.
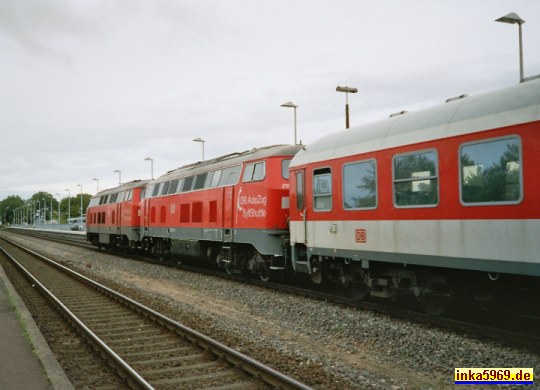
xmin=0 ymin=234 xmax=310 ymax=390
xmin=7 ymin=227 xmax=540 ymax=352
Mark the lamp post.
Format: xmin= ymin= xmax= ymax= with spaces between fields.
xmin=336 ymin=86 xmax=358 ymax=129
xmin=50 ymin=196 xmax=53 ymax=223
xmin=76 ymin=184 xmax=83 ymax=219
xmin=42 ymin=198 xmax=47 ymax=223
xmin=144 ymin=157 xmax=154 ymax=179
xmin=55 ymin=193 xmax=61 ymax=223
xmin=280 ymin=101 xmax=298 ymax=145
xmin=65 ymin=189 xmax=71 ymax=221
xmin=192 ymin=138 xmax=205 ymax=161
xmin=37 ymin=199 xmax=41 ymax=225
xmin=495 ymin=12 xmax=526 ymax=83
xmin=92 ymin=178 xmax=99 ymax=193
xmin=113 ymin=170 xmax=122 ymax=185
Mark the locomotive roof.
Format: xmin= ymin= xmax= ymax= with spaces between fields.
xmin=153 ymin=144 xmax=302 ymax=183
xmin=92 ymin=179 xmax=151 ymax=198
xmin=291 ymin=79 xmax=540 ymax=167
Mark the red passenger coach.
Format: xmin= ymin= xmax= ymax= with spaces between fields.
xmin=140 ymin=144 xmax=302 ymax=280
xmin=289 ymin=79 xmax=540 ymax=313
xmin=86 ymin=180 xmax=150 ymax=249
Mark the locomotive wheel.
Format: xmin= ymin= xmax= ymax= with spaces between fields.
xmin=415 ymin=288 xmax=447 ymax=317
xmin=259 ymin=264 xmax=271 ymax=282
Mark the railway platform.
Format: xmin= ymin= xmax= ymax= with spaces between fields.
xmin=0 ymin=265 xmax=73 ymax=390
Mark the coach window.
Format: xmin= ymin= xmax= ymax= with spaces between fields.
xmin=242 ymin=161 xmax=266 ymax=182
xmin=343 ymin=160 xmax=377 ymax=210
xmin=313 ymin=168 xmax=332 ymax=211
xmin=460 ymin=136 xmax=522 ymax=204
xmin=393 ymin=150 xmax=438 ymax=207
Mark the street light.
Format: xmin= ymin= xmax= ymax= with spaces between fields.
xmin=76 ymin=184 xmax=83 ymax=219
xmin=113 ymin=170 xmax=122 ymax=185
xmin=65 ymin=189 xmax=71 ymax=221
xmin=92 ymin=178 xmax=99 ymax=193
xmin=496 ymin=12 xmax=526 ymax=83
xmin=55 ymin=193 xmax=61 ymax=223
xmin=336 ymin=86 xmax=358 ymax=129
xmin=192 ymin=138 xmax=205 ymax=161
xmin=280 ymin=101 xmax=298 ymax=145
xmin=144 ymin=157 xmax=154 ymax=179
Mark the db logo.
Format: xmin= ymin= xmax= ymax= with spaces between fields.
xmin=355 ymin=229 xmax=367 ymax=243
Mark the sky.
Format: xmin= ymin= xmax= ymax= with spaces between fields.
xmin=1 ymin=0 xmax=539 ymax=200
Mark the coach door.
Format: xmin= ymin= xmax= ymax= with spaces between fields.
xmin=291 ymin=169 xmax=307 ymax=244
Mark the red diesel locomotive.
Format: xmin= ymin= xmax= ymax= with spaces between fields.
xmin=88 ymin=145 xmax=301 ymax=281
xmin=87 ymin=180 xmax=150 ymax=250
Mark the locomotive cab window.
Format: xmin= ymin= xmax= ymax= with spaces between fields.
xmin=460 ymin=136 xmax=522 ymax=205
xmin=393 ymin=150 xmax=438 ymax=207
xmin=167 ymin=179 xmax=179 ymax=195
xmin=242 ymin=161 xmax=266 ymax=182
xmin=343 ymin=160 xmax=377 ymax=210
xmin=218 ymin=165 xmax=241 ymax=186
xmin=193 ymin=173 xmax=208 ymax=190
xmin=282 ymin=159 xmax=292 ymax=179
xmin=181 ymin=176 xmax=194 ymax=192
xmin=160 ymin=181 xmax=171 ymax=196
xmin=313 ymin=168 xmax=332 ymax=211
xmin=210 ymin=170 xmax=221 ymax=187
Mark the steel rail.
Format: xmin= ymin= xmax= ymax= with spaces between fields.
xmin=0 ymin=235 xmax=311 ymax=390
xmin=0 ymin=243 xmax=153 ymax=390
xmin=8 ymin=227 xmax=539 ymax=350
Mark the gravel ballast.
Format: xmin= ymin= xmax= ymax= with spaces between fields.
xmin=3 ymin=231 xmax=539 ymax=389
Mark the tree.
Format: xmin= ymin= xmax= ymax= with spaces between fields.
xmin=0 ymin=195 xmax=25 ymax=225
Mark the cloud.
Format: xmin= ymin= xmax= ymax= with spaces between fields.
xmin=0 ymin=0 xmax=98 ymax=57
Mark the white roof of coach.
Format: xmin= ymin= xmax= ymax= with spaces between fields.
xmin=291 ymin=79 xmax=540 ymax=167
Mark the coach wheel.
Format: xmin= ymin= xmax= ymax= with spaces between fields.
xmin=415 ymin=286 xmax=447 ymax=317
xmin=310 ymin=256 xmax=323 ymax=284
xmin=342 ymin=275 xmax=368 ymax=301
xmin=175 ymin=256 xmax=183 ymax=265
